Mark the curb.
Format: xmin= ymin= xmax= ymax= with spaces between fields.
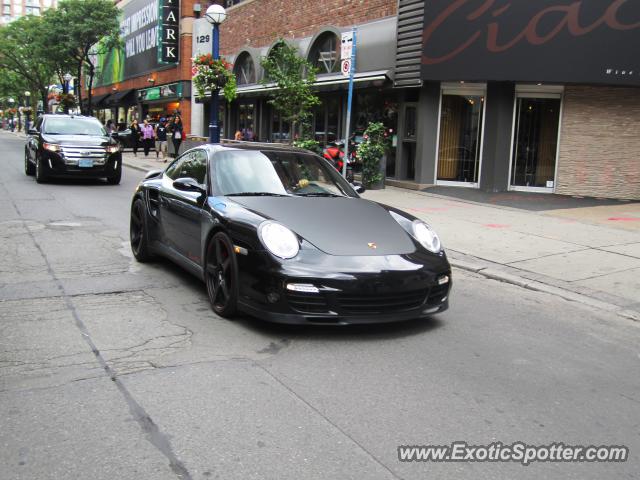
xmin=449 ymin=256 xmax=639 ymax=322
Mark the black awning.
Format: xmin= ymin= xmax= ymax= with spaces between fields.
xmin=90 ymin=93 xmax=111 ymax=107
xmin=107 ymin=89 xmax=136 ymax=106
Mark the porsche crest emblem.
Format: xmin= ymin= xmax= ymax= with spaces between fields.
xmin=367 ymin=242 xmax=377 ymax=249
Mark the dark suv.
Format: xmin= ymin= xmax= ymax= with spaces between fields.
xmin=25 ymin=114 xmax=122 ymax=184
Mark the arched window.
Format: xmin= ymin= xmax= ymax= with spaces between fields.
xmin=233 ymin=52 xmax=256 ymax=85
xmin=308 ymin=32 xmax=339 ymax=74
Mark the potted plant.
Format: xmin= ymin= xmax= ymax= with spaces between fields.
xmin=357 ymin=121 xmax=389 ymax=189
xmin=192 ymin=53 xmax=237 ymax=103
xmin=56 ymin=93 xmax=77 ymax=110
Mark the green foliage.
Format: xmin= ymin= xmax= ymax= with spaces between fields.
xmin=293 ymin=138 xmax=322 ymax=155
xmin=44 ymin=0 xmax=121 ymax=113
xmin=192 ymin=54 xmax=237 ymax=103
xmin=357 ymin=122 xmax=389 ymax=187
xmin=0 ymin=16 xmax=57 ymax=109
xmin=261 ymin=41 xmax=320 ymax=143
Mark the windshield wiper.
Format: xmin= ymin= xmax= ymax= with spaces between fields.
xmin=295 ymin=192 xmax=342 ymax=197
xmin=226 ymin=192 xmax=290 ymax=197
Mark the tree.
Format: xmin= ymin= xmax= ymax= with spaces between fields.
xmin=0 ymin=16 xmax=58 ymax=112
xmin=261 ymin=41 xmax=320 ymax=143
xmin=44 ymin=0 xmax=121 ymax=114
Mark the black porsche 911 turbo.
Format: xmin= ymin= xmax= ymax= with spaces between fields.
xmin=130 ymin=142 xmax=451 ymax=325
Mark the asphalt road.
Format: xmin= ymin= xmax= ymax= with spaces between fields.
xmin=1 ymin=132 xmax=639 ymax=480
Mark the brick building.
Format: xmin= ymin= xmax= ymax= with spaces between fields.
xmin=89 ymin=0 xmax=198 ymax=133
xmin=189 ymin=0 xmax=639 ymax=200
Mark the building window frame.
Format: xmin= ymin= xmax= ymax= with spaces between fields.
xmin=507 ymin=85 xmax=565 ymax=194
xmin=434 ymin=82 xmax=487 ymax=188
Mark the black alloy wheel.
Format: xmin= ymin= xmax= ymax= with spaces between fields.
xmin=205 ymin=232 xmax=239 ymax=318
xmin=130 ymin=199 xmax=153 ymax=262
xmin=24 ymin=149 xmax=34 ymax=175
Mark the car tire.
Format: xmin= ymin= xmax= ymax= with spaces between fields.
xmin=35 ymin=155 xmax=47 ymax=183
xmin=107 ymin=164 xmax=122 ymax=185
xmin=205 ymin=232 xmax=239 ymax=318
xmin=130 ymin=198 xmax=154 ymax=262
xmin=24 ymin=149 xmax=35 ymax=176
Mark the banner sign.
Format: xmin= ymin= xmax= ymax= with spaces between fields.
xmin=421 ymin=0 xmax=640 ymax=86
xmin=138 ymin=82 xmax=183 ymax=102
xmin=158 ymin=0 xmax=180 ymax=64
xmin=92 ymin=0 xmax=180 ymax=87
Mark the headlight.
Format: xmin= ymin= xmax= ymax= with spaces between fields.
xmin=258 ymin=221 xmax=300 ymax=259
xmin=106 ymin=145 xmax=120 ymax=153
xmin=43 ymin=142 xmax=60 ymax=152
xmin=411 ymin=220 xmax=442 ymax=254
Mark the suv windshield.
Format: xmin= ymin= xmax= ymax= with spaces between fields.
xmin=212 ymin=150 xmax=357 ymax=198
xmin=43 ymin=117 xmax=106 ymax=136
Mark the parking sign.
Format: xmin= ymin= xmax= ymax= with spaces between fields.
xmin=341 ymin=32 xmax=353 ymax=60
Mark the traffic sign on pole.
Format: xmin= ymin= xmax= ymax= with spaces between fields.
xmin=341 ymin=31 xmax=353 ymax=60
xmin=342 ymin=28 xmax=356 ymax=179
xmin=341 ymin=59 xmax=351 ymax=77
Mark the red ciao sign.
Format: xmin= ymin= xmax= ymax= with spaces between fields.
xmin=422 ymin=0 xmax=640 ymax=65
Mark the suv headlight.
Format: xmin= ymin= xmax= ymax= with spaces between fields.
xmin=106 ymin=144 xmax=120 ymax=153
xmin=411 ymin=220 xmax=442 ymax=254
xmin=43 ymin=142 xmax=61 ymax=152
xmin=258 ymin=221 xmax=300 ymax=259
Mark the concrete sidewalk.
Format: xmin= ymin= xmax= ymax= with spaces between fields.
xmin=119 ymin=150 xmax=640 ymax=321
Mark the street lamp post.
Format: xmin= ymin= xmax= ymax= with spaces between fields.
xmin=205 ymin=4 xmax=227 ymax=144
xmin=63 ymin=73 xmax=72 ymax=113
xmin=24 ymin=91 xmax=31 ymax=132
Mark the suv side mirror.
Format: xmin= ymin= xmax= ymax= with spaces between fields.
xmin=110 ymin=131 xmax=119 ymax=138
xmin=28 ymin=128 xmax=38 ymax=135
xmin=351 ymin=182 xmax=365 ymax=194
xmin=173 ymin=177 xmax=205 ymax=193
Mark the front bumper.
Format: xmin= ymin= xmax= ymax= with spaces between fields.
xmin=40 ymin=150 xmax=122 ymax=178
xmin=236 ymin=248 xmax=451 ymax=325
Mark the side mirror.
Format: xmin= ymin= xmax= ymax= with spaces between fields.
xmin=352 ymin=182 xmax=365 ymax=194
xmin=110 ymin=131 xmax=119 ymax=138
xmin=28 ymin=128 xmax=38 ymax=135
xmin=173 ymin=177 xmax=205 ymax=193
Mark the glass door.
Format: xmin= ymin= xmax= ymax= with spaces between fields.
xmin=436 ymin=92 xmax=484 ymax=186
xmin=510 ymin=95 xmax=561 ymax=192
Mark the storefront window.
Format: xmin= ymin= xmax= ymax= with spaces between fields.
xmin=511 ymin=97 xmax=561 ymax=189
xmin=313 ymin=96 xmax=340 ymax=146
xmin=437 ymin=93 xmax=484 ymax=184
xmin=238 ymin=102 xmax=255 ymax=140
xmin=270 ymin=109 xmax=290 ymax=143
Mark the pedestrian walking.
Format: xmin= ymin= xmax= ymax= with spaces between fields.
xmin=170 ymin=115 xmax=184 ymax=158
xmin=234 ymin=130 xmax=244 ymax=141
xmin=129 ymin=119 xmax=142 ymax=156
xmin=155 ymin=118 xmax=168 ymax=161
xmin=105 ymin=119 xmax=115 ymax=135
xmin=141 ymin=119 xmax=155 ymax=157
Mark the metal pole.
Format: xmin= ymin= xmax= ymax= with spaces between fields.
xmin=209 ymin=23 xmax=220 ymax=144
xmin=63 ymin=81 xmax=69 ymax=114
xmin=342 ymin=28 xmax=356 ymax=178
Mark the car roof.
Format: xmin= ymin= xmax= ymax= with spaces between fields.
xmin=201 ymin=140 xmax=312 ymax=156
xmin=41 ymin=114 xmax=101 ymax=122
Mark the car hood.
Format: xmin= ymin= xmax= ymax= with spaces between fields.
xmin=231 ymin=196 xmax=416 ymax=256
xmin=41 ymin=134 xmax=112 ymax=146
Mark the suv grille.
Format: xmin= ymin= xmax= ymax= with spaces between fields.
xmin=61 ymin=145 xmax=108 ymax=165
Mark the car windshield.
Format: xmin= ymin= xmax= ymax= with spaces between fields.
xmin=212 ymin=150 xmax=357 ymax=198
xmin=43 ymin=117 xmax=106 ymax=136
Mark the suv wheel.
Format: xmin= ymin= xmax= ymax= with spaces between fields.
xmin=24 ymin=149 xmax=35 ymax=176
xmin=35 ymin=155 xmax=47 ymax=183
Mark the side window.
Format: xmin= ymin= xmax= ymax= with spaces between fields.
xmin=165 ymin=153 xmax=188 ymax=180
xmin=180 ymin=150 xmax=207 ymax=185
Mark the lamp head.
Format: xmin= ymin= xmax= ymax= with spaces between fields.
xmin=205 ymin=4 xmax=227 ymax=25
xmin=63 ymin=73 xmax=72 ymax=82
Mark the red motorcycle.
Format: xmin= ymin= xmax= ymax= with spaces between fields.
xmin=322 ymin=140 xmax=356 ymax=182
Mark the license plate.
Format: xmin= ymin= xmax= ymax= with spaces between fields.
xmin=78 ymin=159 xmax=93 ymax=168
